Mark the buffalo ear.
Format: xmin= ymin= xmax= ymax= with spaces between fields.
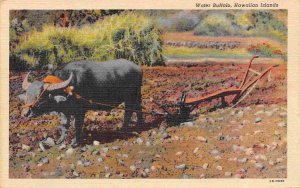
xmin=17 ymin=94 xmax=27 ymax=102
xmin=53 ymin=95 xmax=67 ymax=103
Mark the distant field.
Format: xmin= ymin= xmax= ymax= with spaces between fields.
xmin=164 ymin=46 xmax=251 ymax=59
xmin=162 ymin=32 xmax=286 ymax=50
xmin=162 ymin=32 xmax=286 ymax=62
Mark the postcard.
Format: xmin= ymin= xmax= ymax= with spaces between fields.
xmin=1 ymin=0 xmax=299 ymax=187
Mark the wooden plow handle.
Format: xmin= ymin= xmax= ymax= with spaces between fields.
xmin=184 ymin=56 xmax=278 ymax=107
xmin=239 ymin=55 xmax=259 ymax=89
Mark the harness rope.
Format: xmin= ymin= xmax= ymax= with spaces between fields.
xmin=71 ymin=91 xmax=165 ymax=116
xmin=22 ymin=84 xmax=165 ymax=117
xmin=23 ymin=82 xmax=253 ymax=118
xmin=22 ymin=85 xmax=50 ymax=108
xmin=22 ymin=71 xmax=259 ymax=119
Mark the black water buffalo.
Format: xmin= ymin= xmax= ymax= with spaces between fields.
xmin=18 ymin=59 xmax=143 ymax=147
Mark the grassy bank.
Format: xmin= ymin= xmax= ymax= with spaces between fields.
xmin=164 ymin=46 xmax=252 ymax=59
xmin=13 ymin=11 xmax=164 ymax=69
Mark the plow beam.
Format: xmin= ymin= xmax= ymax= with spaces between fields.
xmin=184 ymin=88 xmax=242 ymax=106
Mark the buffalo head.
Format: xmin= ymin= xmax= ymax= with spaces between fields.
xmin=18 ymin=72 xmax=73 ymax=117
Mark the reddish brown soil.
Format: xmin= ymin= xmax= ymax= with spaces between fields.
xmin=9 ymin=62 xmax=287 ymax=178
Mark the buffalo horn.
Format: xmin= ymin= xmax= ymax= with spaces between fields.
xmin=45 ymin=72 xmax=73 ymax=91
xmin=22 ymin=72 xmax=32 ymax=90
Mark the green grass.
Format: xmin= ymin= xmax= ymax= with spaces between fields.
xmin=14 ymin=11 xmax=164 ymax=68
xmin=163 ymin=46 xmax=252 ymax=59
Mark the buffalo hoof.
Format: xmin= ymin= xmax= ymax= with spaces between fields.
xmin=70 ymin=138 xmax=81 ymax=148
xmin=120 ymin=125 xmax=131 ymax=132
xmin=137 ymin=121 xmax=144 ymax=127
xmin=55 ymin=126 xmax=67 ymax=145
xmin=71 ymin=142 xmax=80 ymax=148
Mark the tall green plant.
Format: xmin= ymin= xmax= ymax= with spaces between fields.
xmin=14 ymin=11 xmax=164 ymax=69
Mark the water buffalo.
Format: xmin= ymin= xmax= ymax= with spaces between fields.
xmin=18 ymin=59 xmax=143 ymax=147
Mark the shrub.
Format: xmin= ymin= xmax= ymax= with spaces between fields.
xmin=13 ymin=11 xmax=164 ymax=69
xmin=247 ymin=42 xmax=284 ymax=58
xmin=9 ymin=54 xmax=29 ymax=71
xmin=243 ymin=10 xmax=287 ymax=42
xmin=157 ymin=11 xmax=200 ymax=32
xmin=191 ymin=10 xmax=287 ymax=42
xmin=235 ymin=12 xmax=255 ymax=31
xmin=9 ymin=18 xmax=32 ymax=52
xmin=193 ymin=14 xmax=235 ymax=36
xmin=171 ymin=11 xmax=199 ymax=32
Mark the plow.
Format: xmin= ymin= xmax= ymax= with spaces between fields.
xmin=150 ymin=56 xmax=279 ymax=124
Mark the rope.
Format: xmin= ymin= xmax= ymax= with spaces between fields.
xmin=76 ymin=94 xmax=165 ymax=117
xmin=22 ymin=85 xmax=50 ymax=108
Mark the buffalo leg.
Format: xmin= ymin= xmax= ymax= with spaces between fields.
xmin=123 ymin=108 xmax=133 ymax=128
xmin=136 ymin=89 xmax=144 ymax=126
xmin=71 ymin=112 xmax=85 ymax=148
xmin=56 ymin=113 xmax=70 ymax=145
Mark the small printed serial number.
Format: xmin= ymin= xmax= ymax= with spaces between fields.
xmin=269 ymin=179 xmax=285 ymax=183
